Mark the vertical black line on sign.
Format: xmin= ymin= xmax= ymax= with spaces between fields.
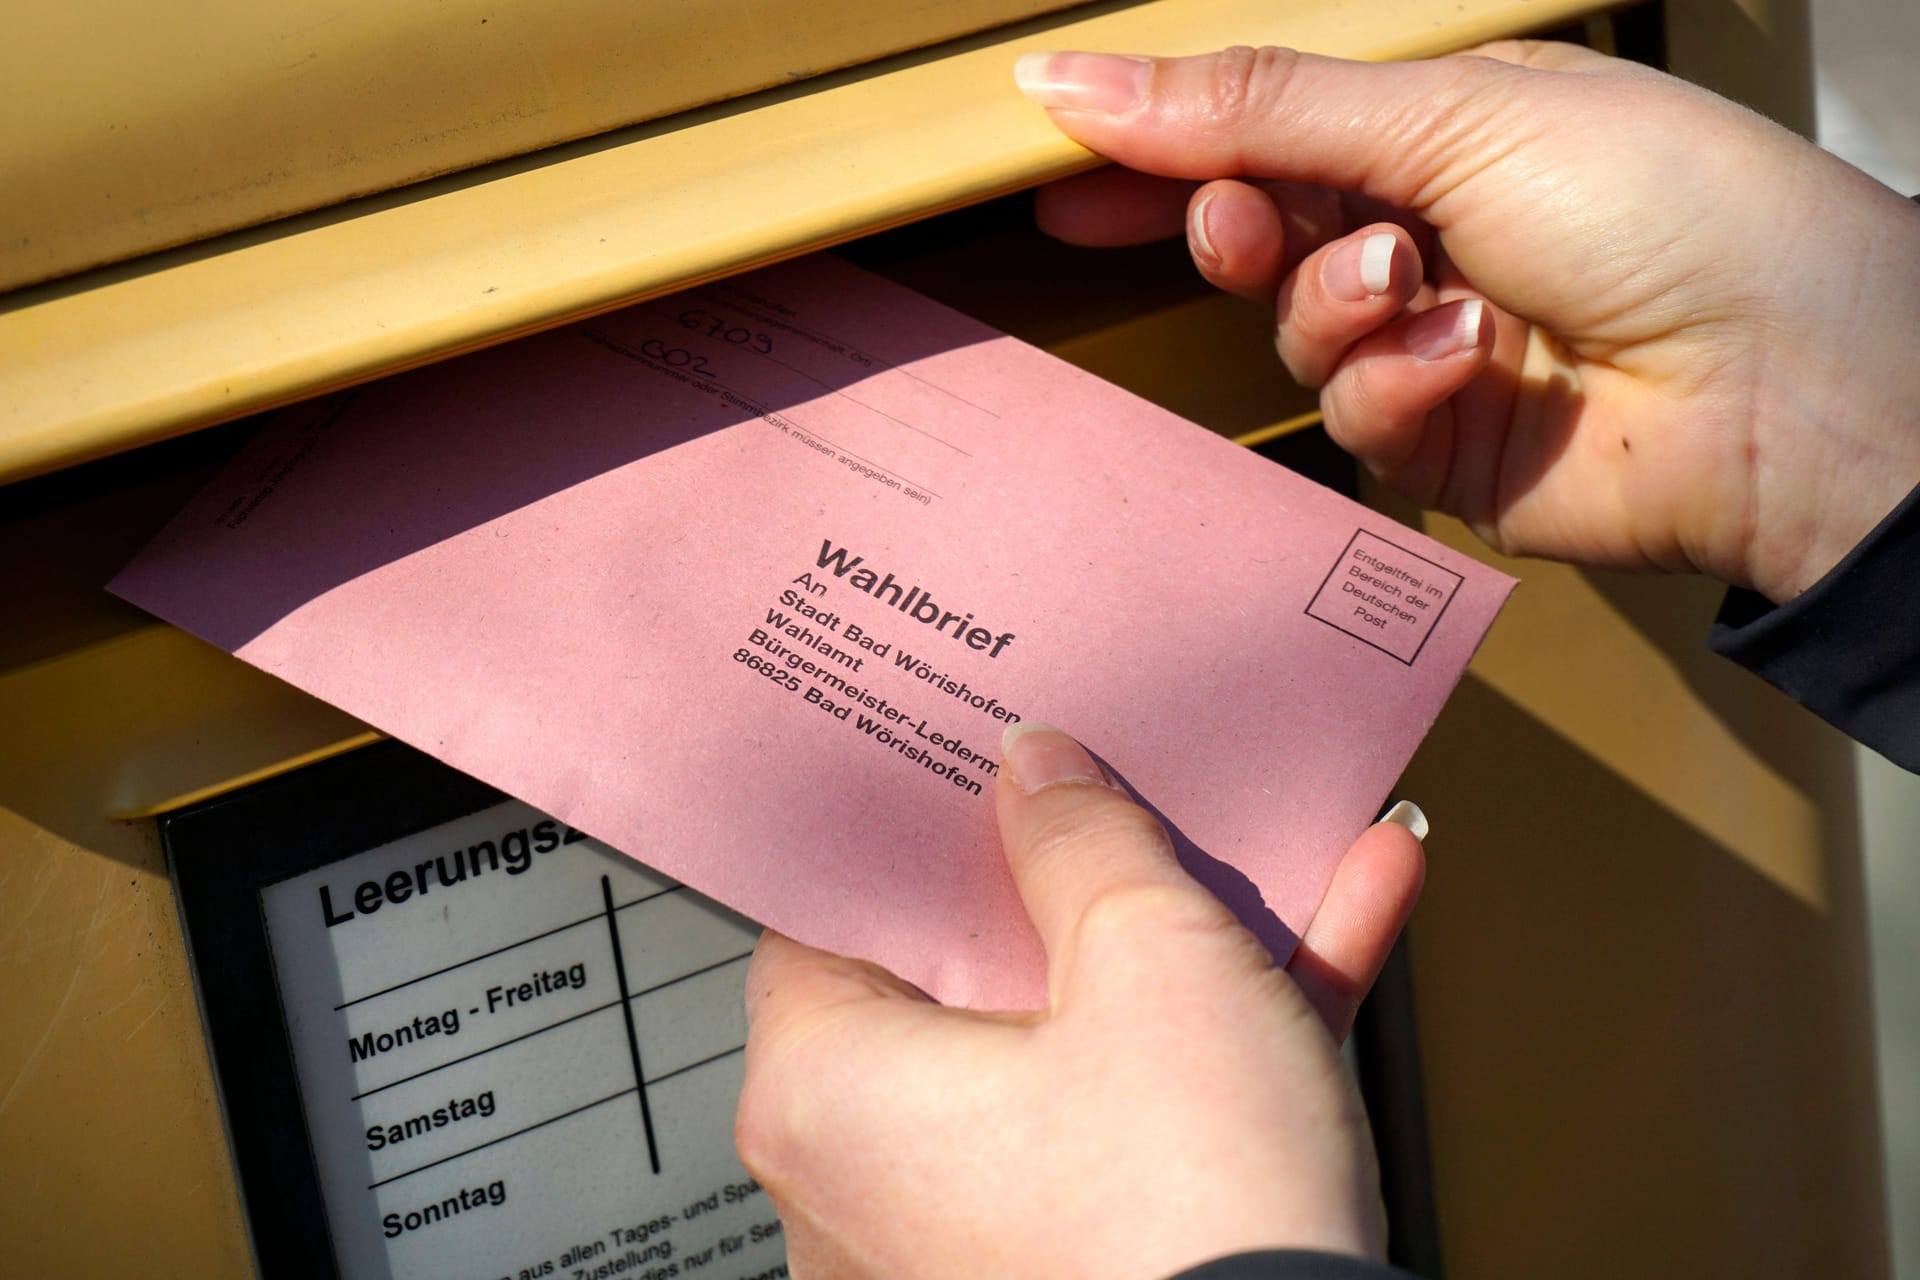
xmin=602 ymin=874 xmax=663 ymax=1174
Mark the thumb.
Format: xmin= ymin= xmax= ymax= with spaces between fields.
xmin=995 ymin=722 xmax=1246 ymax=1006
xmin=1013 ymin=46 xmax=1533 ymax=216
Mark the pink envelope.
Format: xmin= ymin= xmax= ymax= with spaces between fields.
xmin=113 ymin=255 xmax=1513 ymax=1009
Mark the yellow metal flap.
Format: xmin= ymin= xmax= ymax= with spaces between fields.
xmin=2 ymin=0 xmax=1083 ymax=290
xmin=0 ymin=0 xmax=1607 ymax=487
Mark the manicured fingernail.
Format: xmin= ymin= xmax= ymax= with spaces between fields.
xmin=1013 ymin=51 xmax=1151 ymax=114
xmin=1380 ymin=800 xmax=1430 ymax=843
xmin=1406 ymin=298 xmax=1485 ymax=361
xmin=1326 ymin=232 xmax=1399 ymax=301
xmin=1002 ymin=721 xmax=1110 ymax=792
xmin=1189 ymin=191 xmax=1220 ymax=268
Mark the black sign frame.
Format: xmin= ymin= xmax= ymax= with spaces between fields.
xmin=163 ymin=740 xmax=505 ymax=1280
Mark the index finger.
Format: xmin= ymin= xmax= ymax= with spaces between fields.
xmin=1014 ymin=46 xmax=1517 ymax=215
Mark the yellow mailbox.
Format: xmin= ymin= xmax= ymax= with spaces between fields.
xmin=0 ymin=0 xmax=1888 ymax=1276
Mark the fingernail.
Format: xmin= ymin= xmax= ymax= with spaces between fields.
xmin=1379 ymin=800 xmax=1430 ymax=843
xmin=1326 ymin=232 xmax=1399 ymax=301
xmin=1406 ymin=298 xmax=1485 ymax=361
xmin=1013 ymin=51 xmax=1151 ymax=114
xmin=1189 ymin=191 xmax=1220 ymax=268
xmin=1001 ymin=721 xmax=1110 ymax=792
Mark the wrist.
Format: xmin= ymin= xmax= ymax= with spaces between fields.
xmin=1740 ymin=189 xmax=1920 ymax=602
xmin=1745 ymin=404 xmax=1920 ymax=604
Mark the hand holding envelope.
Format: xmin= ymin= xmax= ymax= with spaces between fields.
xmin=737 ymin=722 xmax=1423 ymax=1280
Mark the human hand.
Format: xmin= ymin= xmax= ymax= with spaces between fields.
xmin=734 ymin=723 xmax=1425 ymax=1280
xmin=1015 ymin=44 xmax=1920 ymax=603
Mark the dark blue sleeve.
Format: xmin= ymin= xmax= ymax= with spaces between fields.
xmin=1709 ymin=478 xmax=1920 ymax=772
xmin=1167 ymin=1251 xmax=1413 ymax=1279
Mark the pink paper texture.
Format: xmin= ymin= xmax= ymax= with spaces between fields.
xmin=112 ymin=256 xmax=1514 ymax=1009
